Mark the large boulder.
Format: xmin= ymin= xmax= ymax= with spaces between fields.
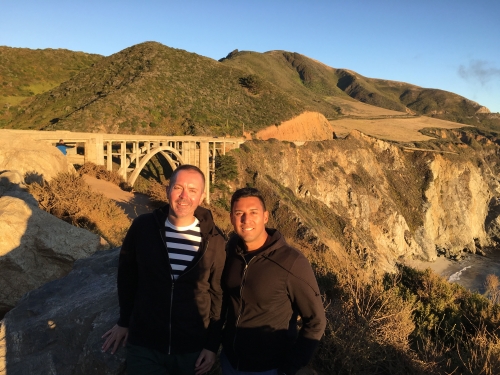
xmin=0 ymin=171 xmax=106 ymax=317
xmin=0 ymin=135 xmax=74 ymax=182
xmin=0 ymin=248 xmax=125 ymax=375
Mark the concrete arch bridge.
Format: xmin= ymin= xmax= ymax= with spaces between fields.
xmin=1 ymin=130 xmax=243 ymax=203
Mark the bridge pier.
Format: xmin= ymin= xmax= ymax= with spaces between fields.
xmin=84 ymin=134 xmax=104 ymax=165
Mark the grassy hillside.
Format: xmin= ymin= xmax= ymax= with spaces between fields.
xmin=0 ymin=46 xmax=102 ymax=126
xmin=220 ymin=50 xmax=345 ymax=118
xmin=3 ymin=42 xmax=499 ymax=135
xmin=221 ymin=49 xmax=498 ymax=129
xmin=4 ymin=42 xmax=308 ymax=135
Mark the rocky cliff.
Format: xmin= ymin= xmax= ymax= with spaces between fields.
xmin=228 ymin=129 xmax=500 ymax=271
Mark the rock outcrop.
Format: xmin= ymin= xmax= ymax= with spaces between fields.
xmin=0 ymin=248 xmax=125 ymax=375
xmin=0 ymin=171 xmax=106 ymax=318
xmin=0 ymin=135 xmax=74 ymax=181
xmin=255 ymin=111 xmax=335 ymax=141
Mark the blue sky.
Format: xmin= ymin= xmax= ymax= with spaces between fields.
xmin=1 ymin=0 xmax=499 ymax=112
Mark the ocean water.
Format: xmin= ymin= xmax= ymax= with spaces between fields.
xmin=441 ymin=248 xmax=500 ymax=294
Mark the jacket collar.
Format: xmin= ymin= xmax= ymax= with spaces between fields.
xmin=153 ymin=205 xmax=217 ymax=236
xmin=229 ymin=228 xmax=286 ymax=256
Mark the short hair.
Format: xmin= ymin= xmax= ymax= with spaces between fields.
xmin=169 ymin=164 xmax=205 ymax=190
xmin=230 ymin=187 xmax=267 ymax=212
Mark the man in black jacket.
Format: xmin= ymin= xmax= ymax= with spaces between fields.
xmin=221 ymin=187 xmax=326 ymax=375
xmin=102 ymin=165 xmax=226 ymax=375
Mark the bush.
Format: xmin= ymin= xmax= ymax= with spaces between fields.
xmin=239 ymin=74 xmax=263 ymax=94
xmin=314 ymin=259 xmax=429 ymax=375
xmin=395 ymin=264 xmax=500 ymax=374
xmin=77 ymin=162 xmax=131 ymax=190
xmin=146 ymin=178 xmax=168 ymax=207
xmin=27 ymin=172 xmax=130 ymax=247
xmin=306 ymin=248 xmax=500 ymax=375
xmin=215 ymin=154 xmax=238 ymax=182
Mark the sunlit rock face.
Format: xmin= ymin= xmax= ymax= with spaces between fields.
xmin=0 ymin=171 xmax=104 ymax=318
xmin=234 ymin=130 xmax=499 ymax=271
xmin=0 ymin=135 xmax=74 ymax=182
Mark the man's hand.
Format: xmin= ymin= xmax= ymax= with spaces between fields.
xmin=194 ymin=348 xmax=216 ymax=375
xmin=101 ymin=324 xmax=129 ymax=354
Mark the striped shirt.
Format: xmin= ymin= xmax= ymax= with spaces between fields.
xmin=165 ymin=218 xmax=202 ymax=280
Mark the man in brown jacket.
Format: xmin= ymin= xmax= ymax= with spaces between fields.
xmin=221 ymin=187 xmax=326 ymax=375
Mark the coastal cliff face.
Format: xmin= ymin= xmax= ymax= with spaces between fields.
xmin=230 ymin=129 xmax=498 ymax=270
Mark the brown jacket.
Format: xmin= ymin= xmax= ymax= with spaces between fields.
xmin=222 ymin=229 xmax=326 ymax=374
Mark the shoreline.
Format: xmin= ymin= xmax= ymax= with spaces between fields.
xmin=406 ymin=249 xmax=500 ymax=294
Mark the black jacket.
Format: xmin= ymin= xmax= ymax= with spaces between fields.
xmin=222 ymin=229 xmax=326 ymax=374
xmin=117 ymin=205 xmax=226 ymax=354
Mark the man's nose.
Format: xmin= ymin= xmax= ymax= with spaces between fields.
xmin=179 ymin=188 xmax=188 ymax=198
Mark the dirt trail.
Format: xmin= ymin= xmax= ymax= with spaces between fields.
xmin=83 ymin=175 xmax=155 ymax=219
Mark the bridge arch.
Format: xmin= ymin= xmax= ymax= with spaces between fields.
xmin=126 ymin=146 xmax=185 ymax=187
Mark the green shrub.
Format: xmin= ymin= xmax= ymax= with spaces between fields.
xmin=215 ymin=154 xmax=238 ymax=182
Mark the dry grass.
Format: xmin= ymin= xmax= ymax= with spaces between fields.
xmin=331 ymin=116 xmax=467 ymax=141
xmin=27 ymin=172 xmax=130 ymax=247
xmin=312 ymin=252 xmax=432 ymax=374
xmin=304 ymin=248 xmax=500 ymax=375
xmin=326 ymin=96 xmax=409 ymax=117
xmin=77 ymin=162 xmax=132 ymax=191
xmin=146 ymin=178 xmax=168 ymax=207
xmin=484 ymin=274 xmax=500 ymax=304
xmin=455 ymin=322 xmax=500 ymax=375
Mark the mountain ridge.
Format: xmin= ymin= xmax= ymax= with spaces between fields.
xmin=1 ymin=42 xmax=498 ymax=135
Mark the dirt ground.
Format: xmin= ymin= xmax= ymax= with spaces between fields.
xmin=83 ymin=175 xmax=154 ymax=219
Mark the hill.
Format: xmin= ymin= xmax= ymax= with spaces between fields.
xmin=3 ymin=42 xmax=309 ymax=135
xmin=2 ymin=42 xmax=499 ymax=135
xmin=0 ymin=46 xmax=102 ymax=126
xmin=220 ymin=49 xmax=495 ymax=124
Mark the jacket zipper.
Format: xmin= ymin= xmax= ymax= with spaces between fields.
xmin=160 ymin=227 xmax=210 ymax=354
xmin=233 ymin=254 xmax=255 ymax=370
xmin=168 ymin=281 xmax=174 ymax=354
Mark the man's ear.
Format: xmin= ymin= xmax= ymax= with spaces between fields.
xmin=264 ymin=210 xmax=269 ymax=224
xmin=200 ymin=191 xmax=206 ymax=203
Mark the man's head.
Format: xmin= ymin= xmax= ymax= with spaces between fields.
xmin=230 ymin=187 xmax=269 ymax=251
xmin=167 ymin=165 xmax=206 ymax=226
